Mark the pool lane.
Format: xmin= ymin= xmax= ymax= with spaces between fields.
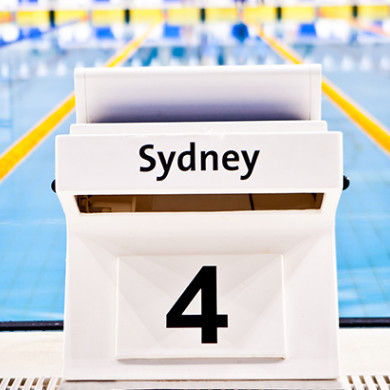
xmin=0 ymin=19 xmax=283 ymax=321
xmin=135 ymin=19 xmax=390 ymax=317
xmin=258 ymin=18 xmax=390 ymax=316
xmin=294 ymin=38 xmax=390 ymax=141
xmin=0 ymin=115 xmax=73 ymax=320
xmin=290 ymin=23 xmax=390 ymax=316
xmin=0 ymin=21 xmax=160 ymax=321
xmin=0 ymin=20 xmax=162 ymax=183
xmin=323 ymin=97 xmax=390 ymax=317
xmin=0 ymin=22 xmax=127 ymax=155
xmin=124 ymin=21 xmax=285 ymax=68
xmin=0 ymin=17 xmax=389 ymax=320
xmin=0 ymin=21 xmax=120 ymax=320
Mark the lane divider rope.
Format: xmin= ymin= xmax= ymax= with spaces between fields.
xmin=248 ymin=22 xmax=390 ymax=156
xmin=348 ymin=19 xmax=390 ymax=38
xmin=0 ymin=17 xmax=162 ymax=183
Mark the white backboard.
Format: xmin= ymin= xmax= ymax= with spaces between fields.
xmin=74 ymin=65 xmax=321 ymax=124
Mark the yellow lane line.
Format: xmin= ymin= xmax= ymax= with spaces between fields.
xmin=249 ymin=22 xmax=390 ymax=156
xmin=0 ymin=93 xmax=75 ymax=183
xmin=0 ymin=18 xmax=162 ymax=183
xmin=105 ymin=18 xmax=162 ymax=67
xmin=322 ymin=79 xmax=390 ymax=154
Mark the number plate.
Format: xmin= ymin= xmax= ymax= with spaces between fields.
xmin=116 ymin=254 xmax=286 ymax=359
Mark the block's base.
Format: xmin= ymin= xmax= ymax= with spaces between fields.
xmin=60 ymin=379 xmax=344 ymax=390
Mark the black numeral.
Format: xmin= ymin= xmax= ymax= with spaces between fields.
xmin=166 ymin=266 xmax=228 ymax=343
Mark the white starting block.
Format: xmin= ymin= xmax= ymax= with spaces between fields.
xmin=56 ymin=65 xmax=343 ymax=389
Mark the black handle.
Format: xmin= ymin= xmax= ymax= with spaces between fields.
xmin=343 ymin=175 xmax=350 ymax=191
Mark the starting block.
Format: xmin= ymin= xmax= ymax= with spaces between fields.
xmin=56 ymin=65 xmax=343 ymax=389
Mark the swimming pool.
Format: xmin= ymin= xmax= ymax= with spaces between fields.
xmin=0 ymin=13 xmax=389 ymax=321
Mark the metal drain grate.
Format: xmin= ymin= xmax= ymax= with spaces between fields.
xmin=0 ymin=378 xmax=61 ymax=390
xmin=1 ymin=376 xmax=390 ymax=390
xmin=344 ymin=376 xmax=390 ymax=390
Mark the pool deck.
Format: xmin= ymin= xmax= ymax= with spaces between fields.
xmin=0 ymin=328 xmax=389 ymax=381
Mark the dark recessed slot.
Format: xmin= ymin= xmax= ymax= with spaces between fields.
xmin=76 ymin=193 xmax=324 ymax=213
xmin=252 ymin=193 xmax=323 ymax=210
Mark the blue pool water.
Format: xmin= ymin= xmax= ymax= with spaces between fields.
xmin=292 ymin=33 xmax=390 ymax=316
xmin=0 ymin=18 xmax=389 ymax=320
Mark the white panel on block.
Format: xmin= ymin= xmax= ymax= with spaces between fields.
xmin=55 ymin=131 xmax=342 ymax=193
xmin=74 ymin=65 xmax=321 ymax=124
xmin=116 ymin=254 xmax=286 ymax=360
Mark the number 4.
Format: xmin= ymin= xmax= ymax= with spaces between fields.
xmin=166 ymin=266 xmax=228 ymax=343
